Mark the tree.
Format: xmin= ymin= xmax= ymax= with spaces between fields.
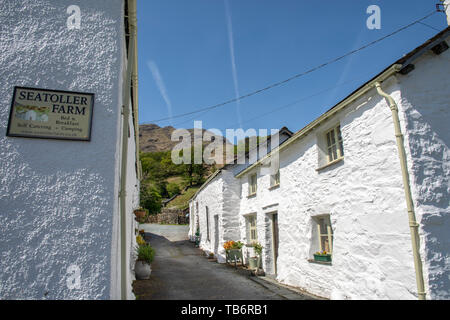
xmin=178 ymin=146 xmax=208 ymax=187
xmin=140 ymin=184 xmax=162 ymax=214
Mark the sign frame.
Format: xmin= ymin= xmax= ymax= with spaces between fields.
xmin=6 ymin=86 xmax=95 ymax=142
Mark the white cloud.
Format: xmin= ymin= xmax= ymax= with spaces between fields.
xmin=147 ymin=60 xmax=173 ymax=124
xmin=224 ymin=0 xmax=242 ymax=128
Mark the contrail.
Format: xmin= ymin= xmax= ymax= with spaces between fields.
xmin=321 ymin=29 xmax=366 ymax=113
xmin=224 ymin=0 xmax=242 ymax=128
xmin=147 ymin=60 xmax=173 ymax=125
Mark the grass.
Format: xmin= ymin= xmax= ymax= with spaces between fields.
xmin=166 ymin=176 xmax=185 ymax=185
xmin=166 ymin=186 xmax=200 ymax=210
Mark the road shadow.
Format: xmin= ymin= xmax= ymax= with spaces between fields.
xmin=132 ymin=231 xmax=285 ymax=300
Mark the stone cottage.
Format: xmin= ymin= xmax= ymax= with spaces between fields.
xmin=0 ymin=0 xmax=141 ymax=299
xmin=189 ymin=27 xmax=450 ymax=300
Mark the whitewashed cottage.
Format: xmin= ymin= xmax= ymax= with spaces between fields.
xmin=190 ymin=27 xmax=450 ymax=300
xmin=0 ymin=1 xmax=141 ymax=299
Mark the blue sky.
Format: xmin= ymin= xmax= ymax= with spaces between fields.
xmin=137 ymin=0 xmax=447 ymax=134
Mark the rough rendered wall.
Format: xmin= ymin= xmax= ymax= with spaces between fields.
xmin=218 ymin=169 xmax=241 ymax=262
xmin=0 ymin=0 xmax=124 ymax=299
xmin=238 ymin=77 xmax=423 ymax=299
xmin=193 ymin=175 xmax=224 ymax=257
xmin=397 ymin=39 xmax=450 ymax=300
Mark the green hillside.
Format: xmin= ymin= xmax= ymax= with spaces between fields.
xmin=139 ymin=150 xmax=213 ymax=214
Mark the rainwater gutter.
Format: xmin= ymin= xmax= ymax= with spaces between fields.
xmin=375 ymin=81 xmax=426 ymax=300
xmin=119 ymin=0 xmax=137 ymax=300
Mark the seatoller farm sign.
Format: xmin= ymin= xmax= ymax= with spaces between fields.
xmin=6 ymin=86 xmax=94 ymax=141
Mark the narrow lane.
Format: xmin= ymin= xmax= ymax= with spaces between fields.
xmin=132 ymin=224 xmax=287 ymax=300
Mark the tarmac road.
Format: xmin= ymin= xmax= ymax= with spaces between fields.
xmin=132 ymin=224 xmax=289 ymax=300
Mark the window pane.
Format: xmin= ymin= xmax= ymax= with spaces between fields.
xmin=271 ymin=170 xmax=280 ymax=186
xmin=330 ymin=129 xmax=336 ymax=145
xmin=337 ymin=125 xmax=342 ymax=142
xmin=321 ymin=235 xmax=330 ymax=252
xmin=326 ymin=131 xmax=332 ymax=148
xmin=340 ymin=141 xmax=344 ymax=156
xmin=332 ymin=145 xmax=337 ymax=160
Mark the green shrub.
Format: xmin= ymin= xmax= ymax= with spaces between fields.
xmin=253 ymin=242 xmax=263 ymax=256
xmin=140 ymin=184 xmax=162 ymax=214
xmin=136 ymin=244 xmax=155 ymax=264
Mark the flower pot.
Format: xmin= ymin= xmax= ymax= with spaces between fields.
xmin=134 ymin=210 xmax=146 ymax=219
xmin=248 ymin=257 xmax=258 ymax=269
xmin=135 ymin=261 xmax=152 ymax=280
xmin=313 ymin=254 xmax=332 ymax=262
xmin=226 ymin=249 xmax=243 ymax=266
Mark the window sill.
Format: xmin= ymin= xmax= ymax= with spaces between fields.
xmin=316 ymin=157 xmax=344 ymax=172
xmin=268 ymin=184 xmax=280 ymax=190
xmin=307 ymin=259 xmax=332 ymax=266
xmin=247 ymin=193 xmax=257 ymax=199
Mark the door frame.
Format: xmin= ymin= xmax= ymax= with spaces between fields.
xmin=267 ymin=211 xmax=279 ymax=276
xmin=214 ymin=214 xmax=219 ymax=254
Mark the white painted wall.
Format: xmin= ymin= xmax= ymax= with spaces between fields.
xmin=238 ymin=84 xmax=419 ymax=299
xmin=192 ymin=36 xmax=449 ymax=300
xmin=190 ymin=174 xmax=225 ymax=260
xmin=396 ymin=40 xmax=450 ymax=300
xmin=0 ymin=0 xmax=138 ymax=300
xmin=189 ymin=130 xmax=291 ymax=262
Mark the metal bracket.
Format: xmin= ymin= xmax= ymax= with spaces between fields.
xmin=121 ymin=105 xmax=129 ymax=116
xmin=409 ymin=220 xmax=420 ymax=228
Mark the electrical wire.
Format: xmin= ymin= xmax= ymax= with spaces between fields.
xmin=220 ymin=74 xmax=370 ymax=129
xmin=145 ymin=10 xmax=438 ymax=123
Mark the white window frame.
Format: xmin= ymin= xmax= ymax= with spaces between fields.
xmin=206 ymin=206 xmax=210 ymax=242
xmin=315 ymin=216 xmax=333 ymax=255
xmin=246 ymin=215 xmax=258 ymax=244
xmin=325 ymin=125 xmax=344 ymax=163
xmin=270 ymin=169 xmax=280 ymax=188
xmin=248 ymin=173 xmax=257 ymax=196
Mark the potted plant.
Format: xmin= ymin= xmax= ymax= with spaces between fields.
xmin=134 ymin=207 xmax=147 ymax=221
xmin=313 ymin=251 xmax=332 ymax=262
xmin=224 ymin=241 xmax=244 ymax=265
xmin=194 ymin=229 xmax=200 ymax=247
xmin=136 ymin=234 xmax=146 ymax=246
xmin=134 ymin=243 xmax=155 ymax=280
xmin=248 ymin=242 xmax=263 ymax=271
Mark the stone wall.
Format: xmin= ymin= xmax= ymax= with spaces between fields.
xmin=147 ymin=209 xmax=189 ymax=225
